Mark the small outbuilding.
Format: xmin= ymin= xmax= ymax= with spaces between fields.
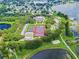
xmin=52 ymin=40 xmax=60 ymax=44
xmin=25 ymin=32 xmax=33 ymax=40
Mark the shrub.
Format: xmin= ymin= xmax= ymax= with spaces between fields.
xmin=3 ymin=32 xmax=24 ymax=41
xmin=30 ymin=19 xmax=35 ymax=24
xmin=24 ymin=39 xmax=43 ymax=49
xmin=41 ymin=35 xmax=52 ymax=42
xmin=66 ymin=40 xmax=75 ymax=45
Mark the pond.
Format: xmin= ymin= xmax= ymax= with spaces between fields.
xmin=31 ymin=49 xmax=72 ymax=59
xmin=0 ymin=23 xmax=11 ymax=30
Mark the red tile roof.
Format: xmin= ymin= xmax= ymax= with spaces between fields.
xmin=33 ymin=26 xmax=46 ymax=36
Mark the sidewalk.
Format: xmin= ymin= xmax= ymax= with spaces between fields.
xmin=21 ymin=24 xmax=29 ymax=35
xmin=60 ymin=34 xmax=78 ymax=59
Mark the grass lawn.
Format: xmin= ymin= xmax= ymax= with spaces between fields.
xmin=36 ymin=22 xmax=45 ymax=26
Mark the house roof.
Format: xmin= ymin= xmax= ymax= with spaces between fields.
xmin=33 ymin=26 xmax=46 ymax=36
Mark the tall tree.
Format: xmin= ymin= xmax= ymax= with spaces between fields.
xmin=65 ymin=21 xmax=73 ymax=37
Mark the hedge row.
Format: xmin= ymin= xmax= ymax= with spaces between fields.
xmin=2 ymin=39 xmax=43 ymax=50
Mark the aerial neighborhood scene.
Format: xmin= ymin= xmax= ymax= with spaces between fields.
xmin=0 ymin=0 xmax=79 ymax=59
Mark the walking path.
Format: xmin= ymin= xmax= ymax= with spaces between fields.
xmin=60 ymin=34 xmax=78 ymax=59
xmin=0 ymin=37 xmax=3 ymax=42
xmin=21 ymin=24 xmax=29 ymax=35
xmin=9 ymin=49 xmax=18 ymax=59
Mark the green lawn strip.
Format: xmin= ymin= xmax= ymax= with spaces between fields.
xmin=0 ymin=16 xmax=28 ymax=20
xmin=37 ymin=23 xmax=44 ymax=26
xmin=0 ymin=22 xmax=15 ymax=25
